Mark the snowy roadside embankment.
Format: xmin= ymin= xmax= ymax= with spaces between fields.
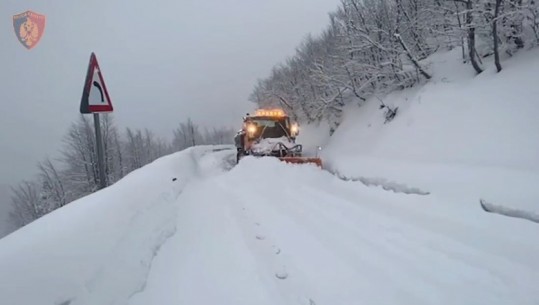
xmin=321 ymin=48 xmax=539 ymax=216
xmin=0 ymin=145 xmax=234 ymax=305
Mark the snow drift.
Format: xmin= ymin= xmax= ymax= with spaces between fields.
xmin=321 ymin=48 xmax=539 ymax=214
xmin=0 ymin=146 xmax=235 ymax=305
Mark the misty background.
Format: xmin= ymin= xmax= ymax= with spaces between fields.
xmin=0 ymin=0 xmax=340 ymax=236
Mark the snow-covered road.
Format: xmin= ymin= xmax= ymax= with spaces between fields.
xmin=122 ymin=147 xmax=539 ymax=305
xmin=1 ymin=146 xmax=538 ymax=305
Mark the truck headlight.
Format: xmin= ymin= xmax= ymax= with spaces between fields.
xmin=290 ymin=123 xmax=299 ymax=136
xmin=247 ymin=124 xmax=257 ymax=136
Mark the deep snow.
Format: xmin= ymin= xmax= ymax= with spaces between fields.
xmin=0 ymin=49 xmax=538 ymax=305
xmin=319 ymin=48 xmax=539 ymax=214
xmin=0 ymin=146 xmax=537 ymax=305
xmin=0 ymin=146 xmax=235 ymax=305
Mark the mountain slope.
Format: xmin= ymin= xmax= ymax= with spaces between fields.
xmin=321 ymin=48 xmax=539 ymax=213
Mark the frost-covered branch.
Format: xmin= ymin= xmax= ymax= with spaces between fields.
xmin=394 ymin=33 xmax=432 ymax=79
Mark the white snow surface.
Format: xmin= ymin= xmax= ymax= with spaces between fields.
xmin=1 ymin=50 xmax=539 ymax=305
xmin=0 ymin=146 xmax=538 ymax=305
xmin=322 ymin=48 xmax=539 ymax=213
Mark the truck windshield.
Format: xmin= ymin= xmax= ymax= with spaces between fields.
xmin=250 ymin=117 xmax=289 ymax=138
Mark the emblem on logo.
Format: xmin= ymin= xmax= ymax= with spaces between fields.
xmin=13 ymin=10 xmax=46 ymax=50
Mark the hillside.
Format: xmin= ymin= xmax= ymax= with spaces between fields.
xmin=319 ymin=48 xmax=539 ymax=213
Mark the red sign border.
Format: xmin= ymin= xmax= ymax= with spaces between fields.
xmin=80 ymin=52 xmax=113 ymax=113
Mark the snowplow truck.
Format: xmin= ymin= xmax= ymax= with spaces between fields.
xmin=234 ymin=109 xmax=322 ymax=167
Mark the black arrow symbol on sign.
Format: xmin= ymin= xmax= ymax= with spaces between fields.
xmin=93 ymin=81 xmax=105 ymax=103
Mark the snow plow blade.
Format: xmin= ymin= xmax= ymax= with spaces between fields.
xmin=278 ymin=157 xmax=323 ymax=168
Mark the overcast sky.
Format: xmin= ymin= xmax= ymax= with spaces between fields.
xmin=0 ymin=0 xmax=340 ymax=186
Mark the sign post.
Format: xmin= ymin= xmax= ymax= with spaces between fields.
xmin=80 ymin=52 xmax=114 ymax=190
xmin=93 ymin=113 xmax=106 ymax=190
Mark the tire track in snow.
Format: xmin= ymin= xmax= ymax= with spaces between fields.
xmin=221 ymin=159 xmax=539 ymax=304
xmin=221 ymin=184 xmax=318 ymax=305
xmin=287 ymin=182 xmax=535 ymax=303
xmin=264 ymin=186 xmax=513 ymax=303
xmin=300 ymin=184 xmax=519 ymax=280
xmin=168 ymin=179 xmax=292 ymax=305
xmin=243 ymin=186 xmax=436 ymax=304
xmin=236 ymin=202 xmax=290 ymax=280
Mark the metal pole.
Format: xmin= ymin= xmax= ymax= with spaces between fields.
xmin=93 ymin=113 xmax=107 ymax=189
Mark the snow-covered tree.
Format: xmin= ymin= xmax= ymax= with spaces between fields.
xmin=37 ymin=158 xmax=67 ymax=211
xmin=7 ymin=113 xmax=237 ymax=231
xmin=9 ymin=181 xmax=43 ymax=227
xmin=249 ymin=0 xmax=539 ymax=127
xmin=172 ymin=118 xmax=203 ymax=151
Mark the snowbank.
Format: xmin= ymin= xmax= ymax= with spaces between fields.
xmin=322 ymin=48 xmax=539 ymax=213
xmin=0 ymin=145 xmax=234 ymax=305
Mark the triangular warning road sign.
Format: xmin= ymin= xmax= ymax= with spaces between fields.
xmin=80 ymin=52 xmax=113 ymax=113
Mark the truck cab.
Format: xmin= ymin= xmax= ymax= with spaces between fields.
xmin=234 ymin=109 xmax=300 ymax=161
